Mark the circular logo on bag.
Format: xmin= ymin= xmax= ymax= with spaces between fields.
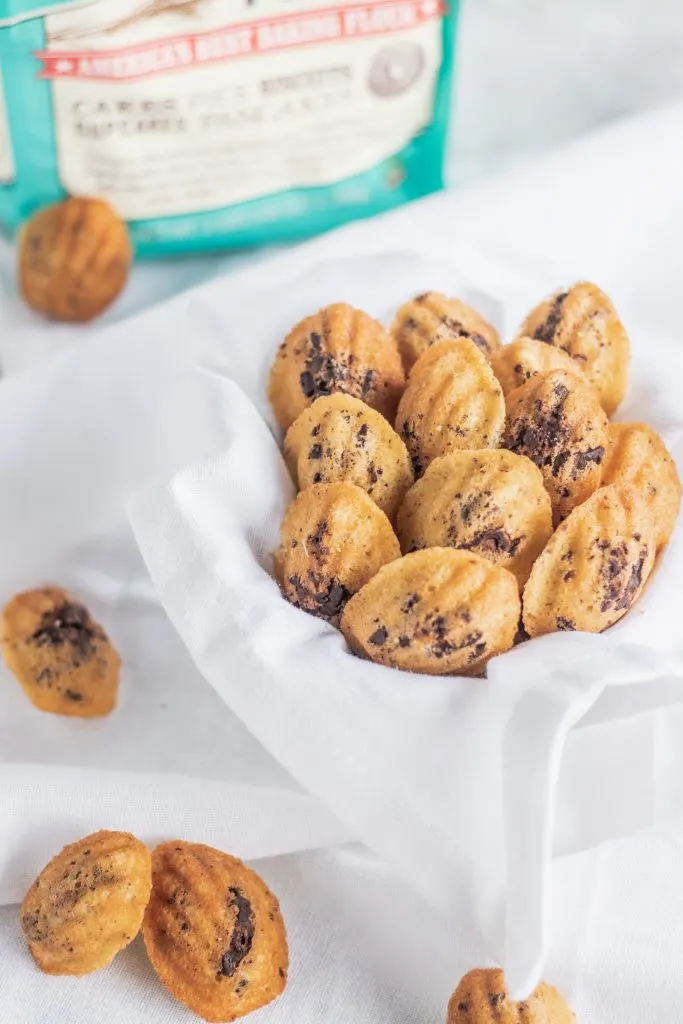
xmin=368 ymin=43 xmax=425 ymax=98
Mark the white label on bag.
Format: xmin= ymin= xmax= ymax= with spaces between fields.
xmin=41 ymin=0 xmax=443 ymax=221
xmin=0 ymin=68 xmax=15 ymax=183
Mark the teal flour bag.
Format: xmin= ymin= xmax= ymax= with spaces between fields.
xmin=0 ymin=0 xmax=459 ymax=256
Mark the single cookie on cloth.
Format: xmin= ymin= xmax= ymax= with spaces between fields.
xmin=601 ymin=421 xmax=681 ymax=551
xmin=448 ymin=968 xmax=575 ymax=1023
xmin=396 ymin=339 xmax=506 ymax=477
xmin=341 ymin=548 xmax=519 ymax=676
xmin=276 ymin=482 xmax=400 ymax=623
xmin=19 ymin=197 xmax=132 ymax=323
xmin=268 ymin=302 xmax=405 ymax=431
xmin=396 ymin=450 xmax=552 ymax=588
xmin=284 ymin=394 xmax=414 ymax=520
xmin=517 ymin=281 xmax=630 ymax=415
xmin=503 ymin=369 xmax=608 ymax=523
xmin=523 ymin=484 xmax=656 ymax=637
xmin=390 ymin=291 xmax=501 ymax=370
xmin=2 ymin=587 xmax=121 ymax=717
xmin=21 ymin=830 xmax=152 ymax=976
xmin=490 ymin=336 xmax=585 ymax=397
xmin=143 ymin=841 xmax=288 ymax=1024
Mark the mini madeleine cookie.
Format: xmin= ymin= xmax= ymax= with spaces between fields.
xmin=490 ymin=336 xmax=585 ymax=397
xmin=523 ymin=484 xmax=656 ymax=637
xmin=19 ymin=197 xmax=131 ymax=322
xmin=602 ymin=422 xmax=681 ymax=550
xmin=397 ymin=451 xmax=552 ymax=588
xmin=143 ymin=841 xmax=288 ymax=1023
xmin=2 ymin=587 xmax=121 ymax=717
xmin=268 ymin=302 xmax=405 ymax=431
xmin=390 ymin=291 xmax=501 ymax=370
xmin=448 ymin=968 xmax=575 ymax=1023
xmin=284 ymin=394 xmax=413 ymax=520
xmin=21 ymin=830 xmax=151 ymax=976
xmin=341 ymin=548 xmax=519 ymax=676
xmin=503 ymin=369 xmax=608 ymax=523
xmin=277 ymin=482 xmax=400 ymax=623
xmin=396 ymin=339 xmax=506 ymax=476
xmin=518 ymin=281 xmax=630 ymax=415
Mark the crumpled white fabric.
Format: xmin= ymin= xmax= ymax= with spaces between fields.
xmin=3 ymin=102 xmax=683 ymax=1023
xmin=124 ymin=249 xmax=683 ymax=996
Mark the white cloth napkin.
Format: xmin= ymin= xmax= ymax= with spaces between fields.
xmin=125 ymin=250 xmax=683 ymax=997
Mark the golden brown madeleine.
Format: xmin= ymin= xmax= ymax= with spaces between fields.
xmin=396 ymin=451 xmax=552 ymax=588
xmin=267 ymin=302 xmax=405 ymax=431
xmin=396 ymin=339 xmax=506 ymax=477
xmin=19 ymin=197 xmax=131 ymax=322
xmin=523 ymin=484 xmax=656 ymax=637
xmin=2 ymin=587 xmax=121 ymax=717
xmin=21 ymin=830 xmax=151 ymax=976
xmin=448 ymin=968 xmax=575 ymax=1023
xmin=341 ymin=548 xmax=519 ymax=676
xmin=518 ymin=281 xmax=630 ymax=415
xmin=143 ymin=841 xmax=288 ymax=1024
xmin=284 ymin=394 xmax=414 ymax=520
xmin=390 ymin=291 xmax=501 ymax=370
xmin=490 ymin=336 xmax=585 ymax=398
xmin=503 ymin=369 xmax=608 ymax=524
xmin=276 ymin=482 xmax=400 ymax=623
xmin=602 ymin=421 xmax=681 ymax=550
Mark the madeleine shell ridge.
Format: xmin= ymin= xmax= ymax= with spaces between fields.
xmin=390 ymin=291 xmax=501 ymax=370
xmin=397 ymin=450 xmax=552 ymax=588
xmin=284 ymin=393 xmax=413 ymax=520
xmin=21 ymin=830 xmax=151 ymax=976
xmin=601 ymin=421 xmax=681 ymax=550
xmin=19 ymin=197 xmax=131 ymax=323
xmin=267 ymin=302 xmax=405 ymax=430
xmin=503 ymin=369 xmax=609 ymax=523
xmin=517 ymin=281 xmax=630 ymax=415
xmin=277 ymin=481 xmax=401 ymax=622
xmin=396 ymin=339 xmax=506 ymax=477
xmin=143 ymin=841 xmax=288 ymax=1023
xmin=341 ymin=548 xmax=519 ymax=676
xmin=523 ymin=484 xmax=656 ymax=637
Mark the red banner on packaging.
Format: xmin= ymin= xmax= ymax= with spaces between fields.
xmin=35 ymin=0 xmax=443 ymax=82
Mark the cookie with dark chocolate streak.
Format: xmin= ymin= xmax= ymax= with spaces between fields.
xmin=390 ymin=291 xmax=500 ymax=371
xmin=276 ymin=481 xmax=400 ymax=624
xmin=517 ymin=281 xmax=630 ymax=416
xmin=341 ymin=548 xmax=519 ymax=676
xmin=143 ymin=841 xmax=287 ymax=1023
xmin=397 ymin=450 xmax=552 ymax=588
xmin=1 ymin=587 xmax=120 ymax=717
xmin=503 ymin=369 xmax=608 ymax=523
xmin=448 ymin=968 xmax=575 ymax=1023
xmin=268 ymin=302 xmax=405 ymax=431
xmin=21 ymin=830 xmax=151 ymax=976
xmin=523 ymin=484 xmax=656 ymax=637
xmin=490 ymin=336 xmax=585 ymax=398
xmin=284 ymin=394 xmax=413 ymax=521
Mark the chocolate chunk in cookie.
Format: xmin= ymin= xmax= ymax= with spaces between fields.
xmin=143 ymin=841 xmax=288 ymax=1023
xmin=268 ymin=303 xmax=405 ymax=431
xmin=341 ymin=548 xmax=519 ymax=676
xmin=2 ymin=587 xmax=120 ymax=717
xmin=517 ymin=281 xmax=630 ymax=415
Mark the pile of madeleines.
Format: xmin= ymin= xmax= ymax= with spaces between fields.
xmin=267 ymin=284 xmax=681 ymax=677
xmin=21 ymin=828 xmax=576 ymax=1023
